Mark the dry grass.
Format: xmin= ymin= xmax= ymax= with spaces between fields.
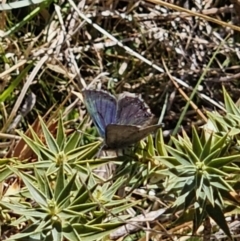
xmin=1 ymin=0 xmax=240 ymax=129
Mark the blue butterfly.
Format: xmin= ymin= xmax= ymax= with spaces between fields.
xmin=82 ymin=89 xmax=162 ymax=149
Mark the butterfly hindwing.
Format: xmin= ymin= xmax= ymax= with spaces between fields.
xmin=116 ymin=92 xmax=153 ymax=125
xmin=105 ymin=124 xmax=162 ymax=149
xmin=82 ymin=89 xmax=117 ymax=137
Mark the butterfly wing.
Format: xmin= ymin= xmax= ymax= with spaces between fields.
xmin=105 ymin=124 xmax=162 ymax=149
xmin=116 ymin=92 xmax=153 ymax=125
xmin=82 ymin=89 xmax=117 ymax=137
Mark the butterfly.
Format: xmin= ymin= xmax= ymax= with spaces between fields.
xmin=82 ymin=89 xmax=162 ymax=149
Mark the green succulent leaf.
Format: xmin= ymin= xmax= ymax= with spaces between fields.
xmin=171 ymin=136 xmax=188 ymax=153
xmin=165 ymin=146 xmax=190 ymax=165
xmin=192 ymin=201 xmax=206 ymax=234
xmin=155 ymin=129 xmax=168 ymax=156
xmin=66 ymin=203 xmax=98 ymax=213
xmin=202 ymin=179 xmax=214 ymax=206
xmin=206 ymin=203 xmax=232 ymax=239
xmin=64 ymin=128 xmax=83 ymax=152
xmin=146 ymin=134 xmax=155 ymax=156
xmin=199 ymin=132 xmax=213 ymax=161
xmin=4 ymin=220 xmax=50 ymax=240
xmin=56 ymin=114 xmax=66 ymax=149
xmin=202 ymin=147 xmax=221 ymax=165
xmin=168 ymin=165 xmax=196 ymax=177
xmin=0 ymin=165 xmax=13 ymax=182
xmin=208 ymin=155 xmax=240 ymax=168
xmin=61 ymin=224 xmax=81 ymax=241
xmin=39 ymin=116 xmax=60 ymax=154
xmin=184 ymin=189 xmax=196 ymax=210
xmin=223 ymin=86 xmax=240 ymax=115
xmin=70 ymin=185 xmax=97 ymax=207
xmin=0 ymin=202 xmax=47 ymax=218
xmin=155 ymin=156 xmax=179 ymax=168
xmin=192 ymin=127 xmax=203 ymax=157
xmin=34 ymin=166 xmax=47 ymax=194
xmin=19 ymin=171 xmax=48 ymax=208
xmin=174 ymin=190 xmax=194 ymax=208
xmin=211 ymin=133 xmax=229 ymax=153
xmin=209 ymin=175 xmax=234 ymax=192
xmin=56 ymin=170 xmax=78 ymax=206
xmin=17 ymin=130 xmax=43 ymax=158
xmin=183 ymin=144 xmax=200 ymax=164
xmin=64 ymin=117 xmax=93 ymax=152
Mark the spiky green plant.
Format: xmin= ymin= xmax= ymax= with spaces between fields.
xmin=0 ymin=116 xmax=137 ymax=240
xmin=154 ymin=126 xmax=240 ymax=239
xmin=207 ymin=86 xmax=240 ymax=138
xmin=15 ymin=115 xmax=119 ymax=176
xmin=1 ymin=165 xmax=133 ymax=240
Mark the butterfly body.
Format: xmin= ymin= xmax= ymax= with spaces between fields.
xmin=82 ymin=89 xmax=162 ymax=149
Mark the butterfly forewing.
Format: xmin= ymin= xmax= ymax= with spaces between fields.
xmin=82 ymin=89 xmax=117 ymax=137
xmin=116 ymin=92 xmax=153 ymax=125
xmin=105 ymin=124 xmax=162 ymax=149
